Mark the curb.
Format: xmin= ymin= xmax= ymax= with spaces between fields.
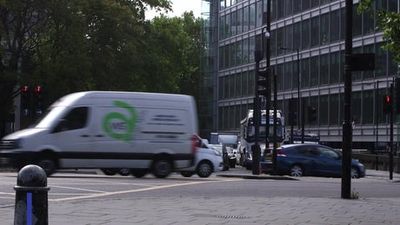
xmin=216 ymin=174 xmax=299 ymax=180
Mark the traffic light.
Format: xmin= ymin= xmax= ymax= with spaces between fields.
xmin=20 ymin=85 xmax=44 ymax=117
xmin=257 ymin=70 xmax=268 ymax=97
xmin=395 ymin=78 xmax=400 ymax=114
xmin=20 ymin=85 xmax=30 ymax=116
xmin=307 ymin=106 xmax=317 ymax=123
xmin=33 ymin=85 xmax=44 ymax=116
xmin=383 ymin=94 xmax=392 ymax=114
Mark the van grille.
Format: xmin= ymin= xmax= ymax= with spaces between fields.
xmin=0 ymin=140 xmax=18 ymax=150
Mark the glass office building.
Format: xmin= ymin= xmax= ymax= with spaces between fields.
xmin=200 ymin=0 xmax=399 ymax=150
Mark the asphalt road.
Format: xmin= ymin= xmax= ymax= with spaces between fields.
xmin=0 ymin=168 xmax=399 ymax=206
xmin=0 ymin=168 xmax=400 ymax=224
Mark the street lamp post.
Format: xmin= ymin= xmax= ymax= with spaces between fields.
xmin=280 ymin=47 xmax=302 ymax=143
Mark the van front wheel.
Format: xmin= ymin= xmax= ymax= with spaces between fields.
xmin=152 ymin=159 xmax=172 ymax=178
xmin=37 ymin=159 xmax=57 ymax=176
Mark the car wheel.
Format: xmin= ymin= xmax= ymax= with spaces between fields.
xmin=351 ymin=167 xmax=360 ymax=179
xmin=290 ymin=165 xmax=303 ymax=177
xmin=196 ymin=161 xmax=213 ymax=178
xmin=130 ymin=169 xmax=147 ymax=178
xmin=36 ymin=159 xmax=57 ymax=176
xmin=180 ymin=171 xmax=194 ymax=177
xmin=118 ymin=168 xmax=130 ymax=176
xmin=101 ymin=169 xmax=118 ymax=176
xmin=229 ymin=158 xmax=236 ymax=168
xmin=152 ymin=158 xmax=172 ymax=178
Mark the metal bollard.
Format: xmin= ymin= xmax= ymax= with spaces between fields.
xmin=14 ymin=165 xmax=50 ymax=225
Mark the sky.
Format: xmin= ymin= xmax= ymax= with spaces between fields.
xmin=146 ymin=0 xmax=202 ymax=20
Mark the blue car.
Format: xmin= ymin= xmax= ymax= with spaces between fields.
xmin=275 ymin=144 xmax=366 ymax=178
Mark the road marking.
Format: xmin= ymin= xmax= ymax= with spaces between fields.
xmin=51 ymin=179 xmax=238 ymax=202
xmin=50 ymin=185 xmax=108 ymax=193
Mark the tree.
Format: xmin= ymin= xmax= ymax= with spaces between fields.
xmin=359 ymin=0 xmax=400 ymax=64
xmin=0 ymin=0 xmax=172 ymax=134
xmin=143 ymin=12 xmax=204 ymax=99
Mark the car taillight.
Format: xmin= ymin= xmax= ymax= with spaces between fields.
xmin=277 ymin=149 xmax=286 ymax=157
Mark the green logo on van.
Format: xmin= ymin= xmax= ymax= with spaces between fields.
xmin=102 ymin=100 xmax=137 ymax=142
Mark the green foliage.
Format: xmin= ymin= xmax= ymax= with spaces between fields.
xmin=0 ymin=0 xmax=204 ymax=132
xmin=359 ymin=0 xmax=400 ymax=64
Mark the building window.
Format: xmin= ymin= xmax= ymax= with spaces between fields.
xmin=311 ymin=16 xmax=319 ymax=47
xmin=284 ymin=0 xmax=293 ymax=17
xmin=301 ymin=19 xmax=310 ymax=50
xmin=320 ymin=13 xmax=329 ymax=45
xmin=363 ymin=90 xmax=374 ymax=124
xmin=362 ymin=10 xmax=374 ymax=35
xmin=330 ymin=10 xmax=340 ymax=42
xmin=320 ymin=95 xmax=329 ymax=125
xmin=231 ymin=11 xmax=237 ymax=36
xmin=329 ymin=51 xmax=340 ymax=84
xmin=353 ymin=3 xmax=362 ymax=37
xmin=285 ymin=24 xmax=293 ymax=50
xmin=293 ymin=0 xmax=301 ymax=14
xmin=301 ymin=58 xmax=310 ymax=88
xmin=284 ymin=61 xmax=293 ymax=90
xmin=329 ymin=94 xmax=340 ymax=125
xmin=302 ymin=0 xmax=310 ymax=11
xmin=243 ymin=5 xmax=249 ymax=32
xmin=364 ymin=44 xmax=374 ymax=79
xmin=310 ymin=56 xmax=319 ymax=87
xmin=256 ymin=1 xmax=263 ymax=27
xmin=352 ymin=92 xmax=362 ymax=125
xmin=375 ymin=42 xmax=387 ymax=78
xmin=250 ymin=3 xmax=256 ymax=30
xmin=293 ymin=22 xmax=301 ymax=51
xmin=320 ymin=53 xmax=329 ymax=85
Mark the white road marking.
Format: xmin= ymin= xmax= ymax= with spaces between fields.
xmin=50 ymin=185 xmax=108 ymax=193
xmin=51 ymin=179 xmax=238 ymax=202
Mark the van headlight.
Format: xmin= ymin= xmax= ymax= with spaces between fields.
xmin=0 ymin=139 xmax=22 ymax=150
xmin=15 ymin=139 xmax=23 ymax=149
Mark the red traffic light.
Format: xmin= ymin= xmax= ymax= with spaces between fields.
xmin=385 ymin=95 xmax=392 ymax=104
xmin=21 ymin=85 xmax=29 ymax=93
xmin=34 ymin=85 xmax=42 ymax=94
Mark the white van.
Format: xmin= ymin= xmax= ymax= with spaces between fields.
xmin=0 ymin=91 xmax=198 ymax=178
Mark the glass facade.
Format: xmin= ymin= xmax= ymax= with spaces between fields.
xmin=206 ymin=0 xmax=400 ymax=149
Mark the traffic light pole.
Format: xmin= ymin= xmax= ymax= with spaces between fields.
xmin=342 ymin=0 xmax=353 ymax=199
xmin=389 ymin=82 xmax=394 ymax=180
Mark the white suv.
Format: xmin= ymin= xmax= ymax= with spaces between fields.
xmin=179 ymin=140 xmax=223 ymax=178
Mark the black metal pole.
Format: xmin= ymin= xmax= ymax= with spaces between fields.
xmin=273 ymin=70 xmax=278 ymax=173
xmin=297 ymin=49 xmax=301 ymax=132
xmin=301 ymin=101 xmax=305 ymax=143
xmin=253 ymin=51 xmax=262 ymax=175
xmin=265 ymin=0 xmax=271 ymax=152
xmin=342 ymin=0 xmax=353 ymax=199
xmin=390 ymin=82 xmax=394 ymax=180
xmin=375 ymin=80 xmax=379 ymax=170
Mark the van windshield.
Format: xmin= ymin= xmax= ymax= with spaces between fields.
xmin=34 ymin=106 xmax=66 ymax=128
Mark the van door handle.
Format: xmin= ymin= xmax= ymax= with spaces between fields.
xmin=95 ymin=134 xmax=104 ymax=137
xmin=80 ymin=134 xmax=90 ymax=138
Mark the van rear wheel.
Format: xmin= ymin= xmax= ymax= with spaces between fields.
xmin=101 ymin=169 xmax=118 ymax=176
xmin=130 ymin=169 xmax=147 ymax=178
xmin=152 ymin=159 xmax=172 ymax=178
xmin=36 ymin=159 xmax=57 ymax=176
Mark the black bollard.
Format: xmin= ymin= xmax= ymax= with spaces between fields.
xmin=14 ymin=165 xmax=50 ymax=225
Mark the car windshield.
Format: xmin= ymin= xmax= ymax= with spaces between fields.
xmin=34 ymin=106 xmax=66 ymax=128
